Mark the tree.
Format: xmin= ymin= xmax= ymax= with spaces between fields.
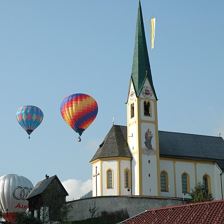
xmin=40 ymin=184 xmax=68 ymax=223
xmin=190 ymin=183 xmax=213 ymax=203
xmin=16 ymin=213 xmax=42 ymax=224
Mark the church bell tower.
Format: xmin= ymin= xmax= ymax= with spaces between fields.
xmin=127 ymin=1 xmax=160 ymax=196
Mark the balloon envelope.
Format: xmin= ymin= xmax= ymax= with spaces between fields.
xmin=0 ymin=174 xmax=33 ymax=223
xmin=60 ymin=93 xmax=98 ymax=136
xmin=16 ymin=105 xmax=44 ymax=136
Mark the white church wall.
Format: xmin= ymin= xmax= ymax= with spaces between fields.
xmin=175 ymin=161 xmax=195 ymax=199
xmin=120 ymin=160 xmax=131 ymax=195
xmin=160 ymin=160 xmax=175 ymax=197
xmin=127 ymin=124 xmax=137 ymax=152
xmin=131 ymin=156 xmax=138 ymax=195
xmin=159 ymin=159 xmax=224 ymax=200
xmin=102 ymin=160 xmax=118 ymax=196
xmin=141 ymin=123 xmax=158 ymax=196
xmin=196 ymin=162 xmax=217 ymax=198
xmin=213 ymin=164 xmax=222 ymax=199
xmin=127 ymin=82 xmax=139 ymax=195
xmin=221 ymin=172 xmax=224 ymax=200
xmin=142 ymin=154 xmax=158 ymax=195
xmin=92 ymin=161 xmax=101 ymax=197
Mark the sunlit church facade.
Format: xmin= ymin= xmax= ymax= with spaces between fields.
xmin=90 ymin=2 xmax=224 ymax=200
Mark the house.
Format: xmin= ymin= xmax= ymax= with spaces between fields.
xmin=26 ymin=175 xmax=68 ymax=222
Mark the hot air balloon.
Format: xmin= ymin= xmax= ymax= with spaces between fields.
xmin=60 ymin=93 xmax=98 ymax=142
xmin=16 ymin=105 xmax=44 ymax=139
xmin=0 ymin=174 xmax=33 ymax=223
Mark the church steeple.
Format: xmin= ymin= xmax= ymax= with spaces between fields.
xmin=131 ymin=1 xmax=157 ymax=99
xmin=127 ymin=1 xmax=160 ymax=196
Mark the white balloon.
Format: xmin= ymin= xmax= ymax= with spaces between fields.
xmin=0 ymin=174 xmax=33 ymax=215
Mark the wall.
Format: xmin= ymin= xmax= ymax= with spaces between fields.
xmin=92 ymin=161 xmax=101 ymax=197
xmin=66 ymin=196 xmax=185 ymax=222
xmin=120 ymin=160 xmax=131 ymax=195
xmin=160 ymin=158 xmax=223 ymax=199
xmin=102 ymin=160 xmax=118 ymax=196
xmin=127 ymin=81 xmax=139 ymax=195
xmin=160 ymin=160 xmax=175 ymax=197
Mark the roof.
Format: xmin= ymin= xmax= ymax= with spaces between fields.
xmin=131 ymin=1 xmax=157 ymax=99
xmin=120 ymin=200 xmax=224 ymax=224
xmin=90 ymin=125 xmax=132 ymax=162
xmin=216 ymin=160 xmax=224 ymax=171
xmin=90 ymin=125 xmax=224 ymax=168
xmin=27 ymin=175 xmax=68 ymax=199
xmin=159 ymin=131 xmax=224 ymax=161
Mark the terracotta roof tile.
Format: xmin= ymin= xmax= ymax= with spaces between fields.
xmin=120 ymin=200 xmax=224 ymax=224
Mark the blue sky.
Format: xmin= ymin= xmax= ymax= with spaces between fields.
xmin=0 ymin=0 xmax=224 ymax=199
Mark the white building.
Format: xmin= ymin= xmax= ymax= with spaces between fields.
xmin=90 ymin=1 xmax=224 ymax=200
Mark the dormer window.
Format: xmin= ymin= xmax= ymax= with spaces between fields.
xmin=144 ymin=101 xmax=151 ymax=116
xmin=131 ymin=103 xmax=135 ymax=118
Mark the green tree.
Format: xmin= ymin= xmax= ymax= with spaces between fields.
xmin=190 ymin=183 xmax=213 ymax=203
xmin=40 ymin=184 xmax=68 ymax=223
xmin=16 ymin=213 xmax=42 ymax=224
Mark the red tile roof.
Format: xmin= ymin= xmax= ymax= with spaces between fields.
xmin=120 ymin=200 xmax=224 ymax=224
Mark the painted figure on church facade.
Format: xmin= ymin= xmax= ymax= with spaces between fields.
xmin=144 ymin=128 xmax=154 ymax=152
xmin=142 ymin=86 xmax=153 ymax=97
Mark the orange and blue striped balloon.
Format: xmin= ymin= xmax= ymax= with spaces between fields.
xmin=60 ymin=93 xmax=98 ymax=137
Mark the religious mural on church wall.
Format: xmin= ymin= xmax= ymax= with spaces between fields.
xmin=140 ymin=80 xmax=155 ymax=100
xmin=144 ymin=128 xmax=153 ymax=151
xmin=141 ymin=124 xmax=156 ymax=155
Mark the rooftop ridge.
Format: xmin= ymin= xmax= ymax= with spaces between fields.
xmin=147 ymin=199 xmax=224 ymax=212
xmin=159 ymin=130 xmax=223 ymax=139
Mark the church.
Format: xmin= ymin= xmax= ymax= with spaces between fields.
xmin=90 ymin=2 xmax=224 ymax=200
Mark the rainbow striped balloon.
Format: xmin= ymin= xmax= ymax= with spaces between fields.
xmin=16 ymin=105 xmax=44 ymax=137
xmin=60 ymin=93 xmax=98 ymax=137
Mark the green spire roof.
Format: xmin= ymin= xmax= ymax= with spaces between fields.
xmin=131 ymin=1 xmax=157 ymax=99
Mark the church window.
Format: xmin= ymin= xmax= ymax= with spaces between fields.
xmin=203 ymin=174 xmax=211 ymax=194
xmin=131 ymin=103 xmax=134 ymax=118
xmin=144 ymin=101 xmax=151 ymax=116
xmin=182 ymin=173 xmax=190 ymax=194
xmin=160 ymin=171 xmax=168 ymax=192
xmin=124 ymin=169 xmax=130 ymax=189
xmin=107 ymin=169 xmax=113 ymax=189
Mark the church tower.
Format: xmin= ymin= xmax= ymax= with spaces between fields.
xmin=127 ymin=1 xmax=160 ymax=196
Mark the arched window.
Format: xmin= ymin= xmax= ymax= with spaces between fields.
xmin=182 ymin=172 xmax=190 ymax=194
xmin=203 ymin=174 xmax=211 ymax=194
xmin=107 ymin=169 xmax=113 ymax=189
xmin=160 ymin=171 xmax=169 ymax=192
xmin=130 ymin=103 xmax=134 ymax=118
xmin=144 ymin=101 xmax=151 ymax=116
xmin=124 ymin=169 xmax=130 ymax=189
